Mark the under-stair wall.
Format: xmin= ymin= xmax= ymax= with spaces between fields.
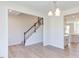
xmin=25 ymin=25 xmax=43 ymax=46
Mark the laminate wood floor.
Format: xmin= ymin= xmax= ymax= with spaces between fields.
xmin=8 ymin=43 xmax=79 ymax=58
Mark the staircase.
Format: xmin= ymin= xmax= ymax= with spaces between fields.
xmin=24 ymin=17 xmax=43 ymax=45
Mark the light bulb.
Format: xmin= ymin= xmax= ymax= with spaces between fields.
xmin=9 ymin=9 xmax=12 ymax=13
xmin=55 ymin=8 xmax=61 ymax=16
xmin=48 ymin=10 xmax=53 ymax=16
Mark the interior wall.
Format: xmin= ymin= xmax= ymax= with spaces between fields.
xmin=0 ymin=7 xmax=8 ymax=58
xmin=43 ymin=16 xmax=49 ymax=46
xmin=8 ymin=13 xmax=38 ymax=46
xmin=47 ymin=15 xmax=64 ymax=49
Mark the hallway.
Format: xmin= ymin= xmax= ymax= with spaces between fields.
xmin=8 ymin=43 xmax=79 ymax=58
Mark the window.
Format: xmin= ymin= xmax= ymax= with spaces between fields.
xmin=74 ymin=21 xmax=79 ymax=33
xmin=65 ymin=25 xmax=70 ymax=34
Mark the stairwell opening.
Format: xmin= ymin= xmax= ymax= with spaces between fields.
xmin=8 ymin=9 xmax=43 ymax=47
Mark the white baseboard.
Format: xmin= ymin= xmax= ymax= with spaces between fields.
xmin=43 ymin=42 xmax=49 ymax=46
xmin=25 ymin=41 xmax=42 ymax=46
xmin=8 ymin=41 xmax=22 ymax=46
xmin=47 ymin=42 xmax=64 ymax=49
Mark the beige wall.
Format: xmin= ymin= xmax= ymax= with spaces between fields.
xmin=8 ymin=13 xmax=38 ymax=46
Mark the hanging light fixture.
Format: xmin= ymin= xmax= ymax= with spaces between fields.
xmin=55 ymin=1 xmax=61 ymax=16
xmin=55 ymin=8 xmax=61 ymax=16
xmin=48 ymin=1 xmax=53 ymax=16
xmin=48 ymin=10 xmax=53 ymax=16
xmin=48 ymin=1 xmax=61 ymax=16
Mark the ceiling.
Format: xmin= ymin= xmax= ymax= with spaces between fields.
xmin=5 ymin=1 xmax=79 ymax=15
xmin=8 ymin=9 xmax=37 ymax=17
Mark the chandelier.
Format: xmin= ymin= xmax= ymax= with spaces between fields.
xmin=48 ymin=1 xmax=61 ymax=16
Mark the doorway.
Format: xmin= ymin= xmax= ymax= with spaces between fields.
xmin=8 ymin=9 xmax=43 ymax=57
xmin=64 ymin=13 xmax=79 ymax=49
